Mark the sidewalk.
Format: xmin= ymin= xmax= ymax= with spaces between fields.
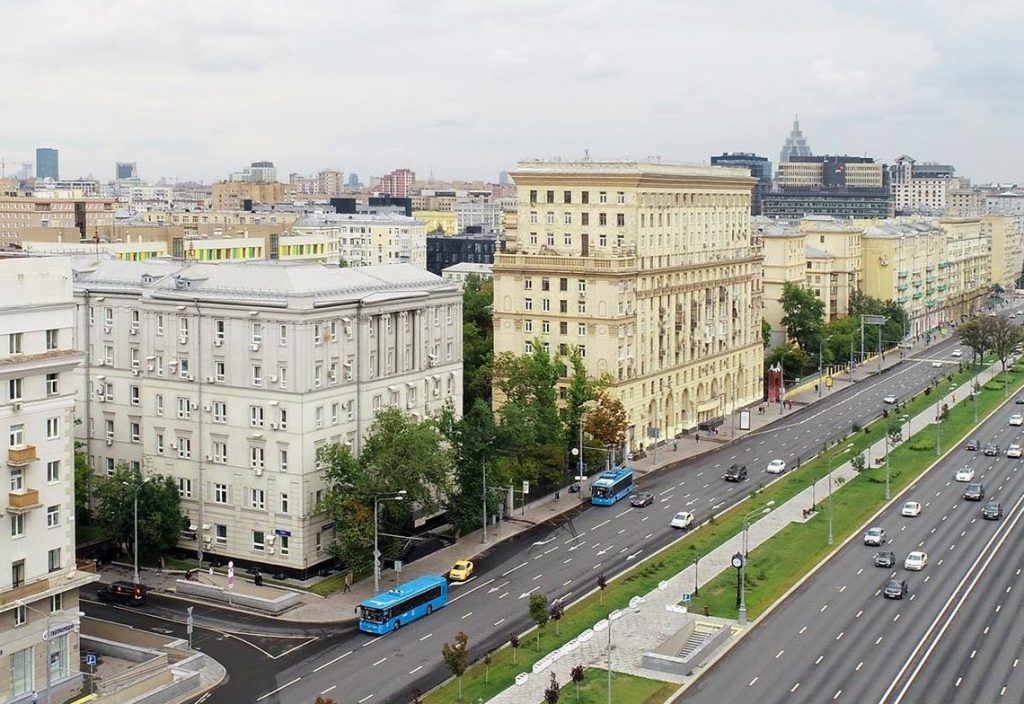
xmin=484 ymin=349 xmax=1003 ymax=703
xmin=106 ymin=335 xmax=931 ymax=622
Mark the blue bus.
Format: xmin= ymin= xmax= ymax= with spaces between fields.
xmin=358 ymin=575 xmax=449 ymax=634
xmin=591 ymin=468 xmax=635 ymax=506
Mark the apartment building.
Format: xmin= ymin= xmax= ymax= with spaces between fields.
xmin=765 ymin=155 xmax=892 ymax=220
xmin=1 ymin=257 xmax=97 ymax=703
xmin=759 ymin=222 xmax=805 ymax=344
xmin=983 ymin=215 xmax=1024 ymax=290
xmin=292 ymin=213 xmax=427 ymax=269
xmin=800 ymin=218 xmax=862 ymax=321
xmin=378 ymin=168 xmax=415 ymax=198
xmin=493 ymin=161 xmax=764 ymax=445
xmin=0 ymin=195 xmax=116 ymax=244
xmin=889 ymin=156 xmax=955 ymax=214
xmin=210 ymin=181 xmax=287 ymax=210
xmin=72 ymin=259 xmax=462 ymax=573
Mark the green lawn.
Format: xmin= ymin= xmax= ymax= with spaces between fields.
xmin=536 ymin=668 xmax=675 ymax=704
xmin=688 ymin=362 xmax=1024 ymax=620
xmin=422 ymin=359 xmax=1003 ymax=703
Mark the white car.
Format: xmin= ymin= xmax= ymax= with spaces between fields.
xmin=931 ymin=361 xmax=942 ymax=368
xmin=883 ymin=394 xmax=898 ymax=405
xmin=904 ymin=551 xmax=928 ymax=571
xmin=952 ymin=349 xmax=963 ymax=357
xmin=670 ymin=511 xmax=695 ymax=529
xmin=901 ymin=501 xmax=922 ymax=517
xmin=863 ymin=527 xmax=886 ymax=546
xmin=766 ymin=459 xmax=787 ymax=474
xmin=1009 ymin=444 xmax=1023 ymax=459
xmin=955 ymin=466 xmax=976 ymax=482
xmin=1010 ymin=414 xmax=1023 ymax=426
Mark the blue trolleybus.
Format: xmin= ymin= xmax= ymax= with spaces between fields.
xmin=358 ymin=575 xmax=449 ymax=634
xmin=590 ymin=467 xmax=635 ymax=506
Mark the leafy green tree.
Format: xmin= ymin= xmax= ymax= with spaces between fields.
xmin=439 ymin=399 xmax=504 ymax=536
xmin=528 ymin=593 xmax=550 ymax=649
xmin=74 ymin=444 xmax=93 ymax=529
xmin=92 ymin=466 xmax=184 ymax=558
xmin=765 ymin=341 xmax=811 ymax=383
xmin=462 ymin=274 xmax=495 ymax=412
xmin=570 ymin=665 xmax=585 ymax=702
xmin=761 ymin=319 xmax=772 ymax=348
xmin=564 ymin=351 xmax=595 ymax=475
xmin=780 ymin=281 xmax=825 ymax=355
xmin=441 ymin=631 xmax=470 ymax=701
xmin=957 ymin=317 xmax=992 ymax=367
xmin=989 ymin=314 xmax=1024 ymax=375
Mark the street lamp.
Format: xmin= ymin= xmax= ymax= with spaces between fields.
xmin=818 ymin=335 xmax=832 ymax=397
xmin=594 ymin=595 xmax=643 ymax=704
xmin=732 ymin=552 xmax=747 ymax=626
xmin=122 ymin=476 xmax=152 ymax=585
xmin=373 ymin=491 xmax=407 ymax=593
xmin=742 ymin=501 xmax=775 ymax=557
xmin=692 ymin=552 xmax=701 ymax=597
xmin=15 ymin=600 xmax=85 ymax=704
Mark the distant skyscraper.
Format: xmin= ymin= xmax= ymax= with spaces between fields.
xmin=498 ymin=171 xmax=510 ymax=186
xmin=116 ymin=161 xmax=137 ymax=180
xmin=710 ymin=152 xmax=773 ymax=215
xmin=347 ymin=173 xmax=360 ymax=189
xmin=35 ymin=147 xmax=59 ymax=180
xmin=248 ymin=161 xmax=277 ymax=183
xmin=778 ymin=116 xmax=812 ymax=164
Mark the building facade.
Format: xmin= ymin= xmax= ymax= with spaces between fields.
xmin=764 ymin=155 xmax=892 ymax=220
xmin=983 ymin=215 xmax=1024 ymax=290
xmin=759 ymin=222 xmax=806 ymax=344
xmin=115 ymin=162 xmax=138 ymax=181
xmin=35 ymin=148 xmax=59 ymax=181
xmin=1 ymin=257 xmax=97 ymax=703
xmin=72 ymin=260 xmax=462 ymax=573
xmin=800 ymin=218 xmax=862 ymax=322
xmin=378 ymin=169 xmax=415 ymax=198
xmin=493 ymin=161 xmax=764 ymax=445
xmin=292 ymin=213 xmax=427 ymax=269
xmin=889 ymin=156 xmax=954 ymax=214
xmin=441 ymin=262 xmax=493 ymax=287
xmin=426 ymin=234 xmax=497 ymax=275
xmin=0 ymin=195 xmax=116 ymax=245
xmin=211 ymin=182 xmax=286 ymax=210
xmin=710 ymin=153 xmax=772 ymax=215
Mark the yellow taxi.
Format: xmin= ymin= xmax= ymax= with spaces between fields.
xmin=448 ymin=560 xmax=474 ymax=581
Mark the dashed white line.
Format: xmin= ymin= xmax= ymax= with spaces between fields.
xmin=372 ymin=657 xmax=387 ymax=667
xmin=493 ymin=618 xmax=505 ymax=627
xmin=358 ymin=695 xmax=375 ymax=703
xmin=257 ymin=678 xmax=302 ymax=702
xmin=409 ymin=666 xmax=423 ymax=675
xmin=419 ymin=633 xmax=432 ymax=642
xmin=749 ymin=677 xmax=759 ymax=686
xmin=314 ymin=650 xmax=353 ymax=672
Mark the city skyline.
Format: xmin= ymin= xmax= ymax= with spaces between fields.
xmin=2 ymin=0 xmax=1023 ymax=184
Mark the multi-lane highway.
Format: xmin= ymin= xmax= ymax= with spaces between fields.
xmin=680 ymin=366 xmax=1024 ymax=704
xmin=231 ymin=334 xmax=985 ymax=704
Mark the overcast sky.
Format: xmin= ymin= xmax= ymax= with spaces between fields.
xmin=3 ymin=0 xmax=1022 ymax=184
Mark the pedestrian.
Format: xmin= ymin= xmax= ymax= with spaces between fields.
xmin=343 ymin=570 xmax=352 ymax=593
xmin=555 ymin=490 xmax=560 ymax=502
xmin=672 ymin=440 xmax=678 ymax=452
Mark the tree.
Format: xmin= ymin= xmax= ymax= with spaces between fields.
xmin=570 ymin=665 xmax=586 ymax=702
xmin=544 ymin=672 xmax=561 ymax=704
xmin=780 ymin=281 xmax=825 ymax=354
xmin=597 ymin=574 xmax=607 ymax=605
xmin=584 ymin=390 xmax=628 ymax=453
xmin=888 ymin=424 xmax=903 ymax=446
xmin=765 ymin=341 xmax=811 ymax=383
xmin=484 ymin=652 xmax=492 ymax=684
xmin=761 ymin=319 xmax=772 ymax=348
xmin=989 ymin=314 xmax=1024 ymax=375
xmin=441 ymin=631 xmax=470 ymax=701
xmin=851 ymin=453 xmax=867 ymax=473
xmin=957 ymin=317 xmax=992 ymax=368
xmin=440 ymin=399 xmax=504 ymax=536
xmin=529 ymin=593 xmax=550 ymax=649
xmin=549 ymin=599 xmax=565 ymax=635
xmin=509 ymin=633 xmax=520 ymax=665
xmin=462 ymin=274 xmax=495 ymax=412
xmin=74 ymin=443 xmax=93 ymax=530
xmin=564 ymin=351 xmax=595 ymax=468
xmin=92 ymin=466 xmax=184 ymax=558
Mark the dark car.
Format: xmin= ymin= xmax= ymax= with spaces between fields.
xmin=873 ymin=550 xmax=896 ymax=568
xmin=884 ymin=578 xmax=909 ymax=600
xmin=984 ymin=445 xmax=1000 ymax=457
xmin=1016 ymin=397 xmax=1024 ymax=405
xmin=964 ymin=483 xmax=985 ymax=501
xmin=97 ymin=581 xmax=148 ymax=606
xmin=982 ymin=500 xmax=1003 ymax=520
xmin=724 ymin=464 xmax=748 ymax=482
xmin=630 ymin=491 xmax=655 ymax=508
xmin=965 ymin=438 xmax=981 ymax=451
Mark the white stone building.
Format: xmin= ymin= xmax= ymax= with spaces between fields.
xmin=1 ymin=257 xmax=97 ymax=703
xmin=72 ymin=259 xmax=462 ymax=574
xmin=291 ymin=213 xmax=428 ymax=270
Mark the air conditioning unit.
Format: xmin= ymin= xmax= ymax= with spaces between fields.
xmin=186 ymin=375 xmax=194 ymax=381
xmin=168 ymin=359 xmax=178 ymax=368
xmin=204 ymin=454 xmax=213 ymax=462
xmin=11 ymin=401 xmax=23 ymax=412
xmin=213 ymin=339 xmax=223 ymax=347
xmin=95 ymin=360 xmax=105 ymax=367
xmin=206 ymin=376 xmax=215 ymax=383
xmin=191 ymin=402 xmax=199 ymax=410
xmin=203 ymin=403 xmax=212 ymax=412
xmin=129 ymin=328 xmax=138 ymax=335
xmin=407 ymin=399 xmax=415 ymax=409
xmin=265 ymin=535 xmax=276 ymax=545
xmin=156 ymin=369 xmax=164 ymax=376
xmin=146 ymin=364 xmax=155 ymax=372
xmin=269 ymin=375 xmax=278 ymax=383
xmin=345 ymin=372 xmax=353 ymax=381
xmin=265 ymin=547 xmax=275 ymax=555
xmin=103 ymin=326 xmax=111 ymax=334
xmin=254 ymin=467 xmax=264 ymax=476
xmin=179 ymin=336 xmax=188 ymax=345
xmin=270 ymin=422 xmax=278 ymax=430
xmin=250 ymin=343 xmax=260 ymax=352
xmin=132 ymin=369 xmax=140 ymax=376
xmin=168 ymin=442 xmax=177 ymax=450
xmin=203 ymin=535 xmax=212 ymax=544
xmin=105 ymin=439 xmax=113 ymax=446
xmin=433 ymin=389 xmax=440 ymax=397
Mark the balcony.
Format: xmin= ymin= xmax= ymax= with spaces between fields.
xmin=7 ymin=488 xmax=42 ymax=514
xmin=938 ymin=284 xmax=948 ymax=292
xmin=897 ymin=284 xmax=908 ymax=291
xmin=7 ymin=445 xmax=37 ymax=466
xmin=897 ymin=296 xmax=909 ymax=304
xmin=912 ymin=292 xmax=924 ymax=300
xmin=926 ymin=264 xmax=936 ymax=272
xmin=494 ymin=252 xmax=637 ymax=275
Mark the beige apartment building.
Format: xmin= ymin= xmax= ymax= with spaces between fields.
xmin=493 ymin=161 xmax=764 ymax=446
xmin=211 ymin=181 xmax=287 ymax=210
xmin=776 ymin=159 xmax=885 ymax=189
xmin=759 ymin=222 xmax=805 ymax=345
xmin=0 ymin=195 xmax=116 ymax=244
xmin=983 ymin=215 xmax=1024 ymax=290
xmin=801 ymin=218 xmax=862 ymax=322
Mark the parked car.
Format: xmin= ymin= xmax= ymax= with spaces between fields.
xmin=984 ymin=445 xmax=1000 ymax=457
xmin=1008 ymin=444 xmax=1022 ymax=458
xmin=883 ymin=394 xmax=898 ymax=405
xmin=904 ymin=551 xmax=928 ymax=571
xmin=982 ymin=500 xmax=1003 ymax=520
xmin=630 ymin=491 xmax=655 ymax=508
xmin=97 ymin=581 xmax=148 ymax=606
xmin=448 ymin=560 xmax=474 ymax=582
xmin=964 ymin=483 xmax=985 ymax=501
xmin=965 ymin=438 xmax=981 ymax=451
xmin=884 ymin=578 xmax=909 ymax=599
xmin=863 ymin=527 xmax=886 ymax=546
xmin=724 ymin=464 xmax=748 ymax=482
xmin=901 ymin=501 xmax=922 ymax=517
xmin=670 ymin=511 xmax=695 ymax=529
xmin=873 ymin=550 xmax=896 ymax=568
xmin=766 ymin=459 xmax=787 ymax=474
xmin=955 ymin=466 xmax=976 ymax=482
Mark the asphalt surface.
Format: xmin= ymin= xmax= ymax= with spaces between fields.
xmin=679 ymin=363 xmax=1024 ymax=704
xmin=239 ymin=334 xmax=982 ymax=704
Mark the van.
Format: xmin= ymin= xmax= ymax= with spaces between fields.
xmin=97 ymin=581 xmax=148 ymax=606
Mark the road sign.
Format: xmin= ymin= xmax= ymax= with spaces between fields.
xmin=862 ymin=314 xmax=887 ymax=325
xmin=681 ymin=592 xmax=692 ymax=603
xmin=394 ymin=560 xmax=403 ymax=573
xmin=522 ymin=480 xmax=530 ymax=495
xmin=647 ymin=426 xmax=660 ymax=439
xmin=86 ymin=653 xmax=97 ymax=666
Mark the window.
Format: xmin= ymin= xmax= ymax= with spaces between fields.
xmin=47 ymin=460 xmax=60 ymax=483
xmin=250 ymin=446 xmax=265 ymax=470
xmin=10 ymin=646 xmax=32 ymax=696
xmin=178 ymin=477 xmax=192 ymax=498
xmin=525 ymin=340 xmax=533 ymax=354
xmin=578 ymin=323 xmax=587 ymax=336
xmin=599 ymin=233 xmax=607 ymax=247
xmin=252 ymin=530 xmax=265 ymax=552
xmin=177 ymin=397 xmax=191 ymax=419
xmin=9 ymin=332 xmax=22 ymax=354
xmin=50 ymin=593 xmax=62 ymax=613
xmin=130 ymin=347 xmax=140 ymax=368
xmin=12 ymin=559 xmax=25 ymax=587
xmin=542 ymin=320 xmax=551 ymax=333
xmin=582 ymin=191 xmax=590 ymax=204
xmin=104 ymin=419 xmax=114 ymax=441
xmin=563 ymin=233 xmax=572 ymax=246
xmin=560 ymin=278 xmax=568 ymax=292
xmin=178 ymin=316 xmax=189 ymax=339
xmin=578 ymin=300 xmax=587 ymax=314
xmin=563 ymin=212 xmax=572 ymax=225
xmin=9 ymin=423 xmax=24 ymax=447
xmin=558 ymin=300 xmax=566 ymax=313
xmin=215 ymin=524 xmax=227 ymax=544
xmin=156 ymin=314 xmax=164 ymax=335
xmin=250 ymin=488 xmax=265 ymax=510
xmin=249 ymin=405 xmax=264 ymax=428
xmin=46 ymin=416 xmax=60 ymax=439
xmin=129 ymin=385 xmax=140 ymax=406
xmin=47 ymin=505 xmax=60 ymax=527
xmin=616 ymin=191 xmax=626 ymax=204
xmin=46 ymin=328 xmax=59 ymax=350
xmin=524 ymin=277 xmax=533 ymax=290
xmin=214 ymin=483 xmax=228 ymax=504
xmin=316 ymin=532 xmax=323 ymax=554
xmin=546 ymin=190 xmax=555 ymax=204
xmin=542 ymin=299 xmax=551 ymax=312
xmin=252 ymin=365 xmax=263 ymax=386
xmin=599 ymin=213 xmax=607 ymax=226
xmin=103 ymin=382 xmax=113 ymax=402
xmin=315 ymin=406 xmax=324 ymax=429
xmin=280 ymin=493 xmax=289 ymax=514
xmin=177 ymin=436 xmax=191 ymax=459
xmin=251 ymin=321 xmax=263 ymax=343
xmin=214 ymin=319 xmax=225 ymax=340
xmin=524 ymin=320 xmax=533 ymax=333
xmin=155 ymin=394 xmax=164 ymax=416
xmin=48 ymin=547 xmax=61 ymax=572
xmin=331 ymin=403 xmax=339 ymax=425
xmin=279 ymin=324 xmax=288 ymax=345
xmin=524 ymin=298 xmax=533 ymax=311
xmin=313 ymin=323 xmax=323 ymax=344
xmin=130 ymin=421 xmax=141 ymax=443
xmin=581 ymin=212 xmax=589 ymax=226
xmin=616 ymin=213 xmax=625 ymax=227
xmin=559 ymin=321 xmax=568 ymax=335
xmin=578 ymin=279 xmax=587 ymax=293
xmin=10 ymin=513 xmax=24 ymax=537
xmin=329 ymin=361 xmax=338 ymax=384
xmin=156 ymin=433 xmax=164 ymax=454
xmin=14 ymin=604 xmax=26 ymax=626
xmin=212 ymin=441 xmax=227 ymax=464
xmin=105 ymin=458 xmax=115 ymax=476
xmin=212 ymin=401 xmax=227 ymax=423
xmin=599 ymin=191 xmax=608 ymax=204
xmin=214 ymin=360 xmax=226 ymax=382
xmin=279 ymin=408 xmax=288 ymax=430
xmin=8 ymin=377 xmax=23 ymax=401
xmin=179 ymin=357 xmax=190 ymax=379
xmin=547 ymin=233 xmax=555 ymax=246
xmin=279 ymin=366 xmax=289 ymax=389
xmin=564 ymin=190 xmax=572 ymax=204
xmin=314 ymin=363 xmax=323 ymax=387
xmin=280 ymin=535 xmax=290 ymax=556
xmin=578 ymin=345 xmax=587 ymax=358
xmin=279 ymin=448 xmax=289 ymax=471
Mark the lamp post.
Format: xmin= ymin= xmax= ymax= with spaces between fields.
xmin=122 ymin=476 xmax=152 ymax=585
xmin=373 ymin=491 xmax=407 ymax=593
xmin=596 ymin=595 xmax=643 ymax=704
xmin=481 ymin=457 xmax=488 ymax=544
xmin=742 ymin=502 xmax=775 ymax=557
xmin=16 ymin=601 xmax=85 ymax=704
xmin=828 ymin=445 xmax=855 ymax=546
xmin=692 ymin=552 xmax=701 ymax=597
xmin=818 ymin=335 xmax=832 ymax=397
xmin=732 ymin=552 xmax=746 ymax=625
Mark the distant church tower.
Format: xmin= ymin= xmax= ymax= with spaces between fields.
xmin=779 ymin=115 xmax=813 ymax=163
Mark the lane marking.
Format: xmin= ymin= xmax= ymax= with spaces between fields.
xmin=314 ymin=650 xmax=353 ymax=673
xmin=257 ymin=678 xmax=302 ymax=702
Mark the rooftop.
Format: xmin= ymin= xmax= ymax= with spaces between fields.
xmin=512 ymin=159 xmax=751 ymax=180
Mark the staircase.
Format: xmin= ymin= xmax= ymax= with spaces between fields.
xmin=677 ymin=627 xmax=715 ymax=660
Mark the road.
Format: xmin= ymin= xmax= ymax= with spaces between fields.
xmin=236 ymin=334 xmax=988 ymax=704
xmin=680 ymin=367 xmax=1024 ymax=704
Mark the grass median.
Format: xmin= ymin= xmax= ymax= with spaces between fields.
xmin=688 ymin=361 xmax=1024 ymax=620
xmin=422 ymin=358 xmax=1001 ymax=703
xmin=536 ymin=668 xmax=675 ymax=704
